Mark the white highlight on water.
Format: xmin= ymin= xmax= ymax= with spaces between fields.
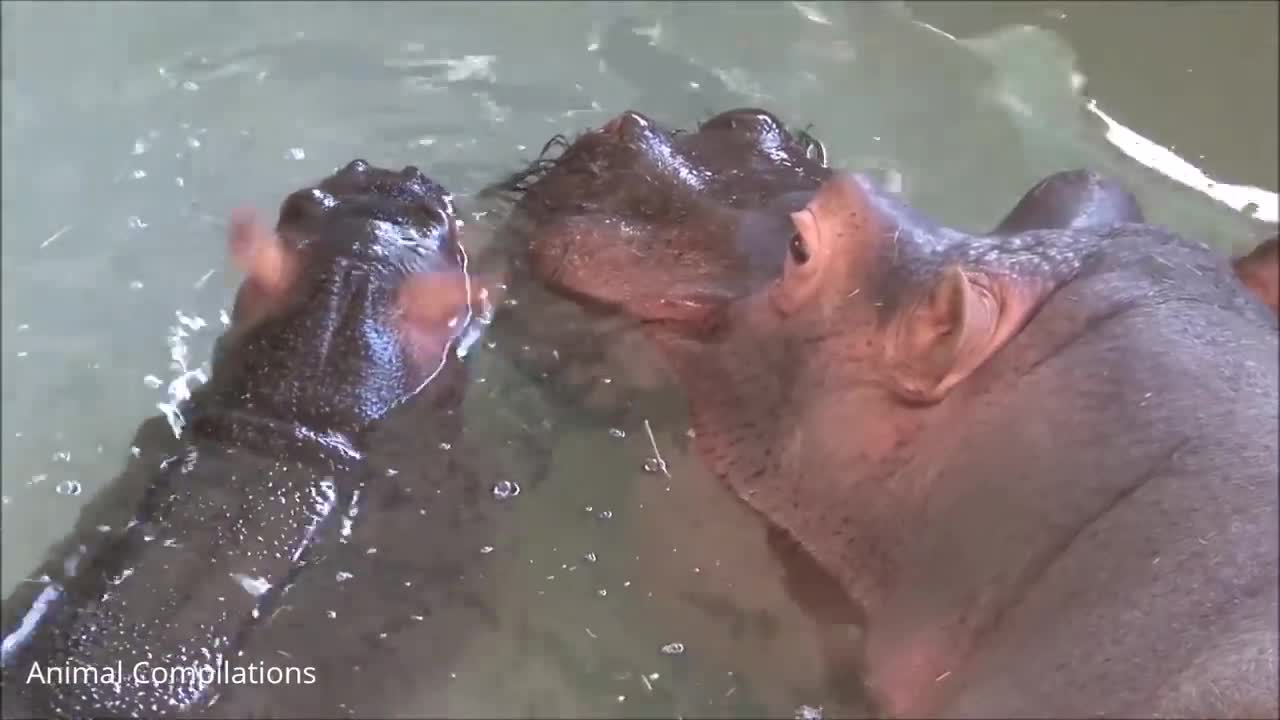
xmin=1086 ymin=100 xmax=1278 ymax=223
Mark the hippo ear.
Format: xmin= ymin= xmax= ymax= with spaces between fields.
xmin=228 ymin=208 xmax=296 ymax=298
xmin=887 ymin=266 xmax=1035 ymax=404
xmin=395 ymin=270 xmax=503 ymax=365
xmin=1233 ymin=235 xmax=1279 ymax=316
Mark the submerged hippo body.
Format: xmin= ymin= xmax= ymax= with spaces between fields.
xmin=500 ymin=126 xmax=1279 ymax=718
xmin=0 ymin=161 xmax=520 ymax=718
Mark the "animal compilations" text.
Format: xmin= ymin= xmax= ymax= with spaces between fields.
xmin=25 ymin=659 xmax=317 ymax=687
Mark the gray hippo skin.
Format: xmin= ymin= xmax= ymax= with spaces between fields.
xmin=496 ymin=123 xmax=1280 ymax=718
xmin=0 ymin=160 xmax=521 ymax=718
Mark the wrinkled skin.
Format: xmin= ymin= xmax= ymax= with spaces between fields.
xmin=503 ymin=132 xmax=1279 ymax=718
xmin=482 ymin=107 xmax=830 ymax=421
xmin=0 ymin=160 xmax=527 ymax=718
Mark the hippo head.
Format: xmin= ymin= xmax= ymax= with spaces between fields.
xmin=505 ymin=107 xmax=829 ymax=322
xmin=207 ymin=159 xmax=492 ymax=435
xmin=487 ymin=108 xmax=830 ymax=413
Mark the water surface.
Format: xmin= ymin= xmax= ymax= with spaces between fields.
xmin=2 ymin=1 xmax=1275 ymax=716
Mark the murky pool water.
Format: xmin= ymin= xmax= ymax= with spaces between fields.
xmin=2 ymin=1 xmax=1275 ymax=717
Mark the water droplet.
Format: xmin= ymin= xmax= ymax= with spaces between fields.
xmin=660 ymin=642 xmax=685 ymax=656
xmin=326 ymin=610 xmax=337 ymax=619
xmin=336 ymin=571 xmax=353 ymax=582
xmin=175 ymin=176 xmax=185 ymax=188
xmin=598 ymin=510 xmax=613 ymax=520
xmin=480 ymin=545 xmax=494 ymax=554
xmin=129 ymin=280 xmax=144 ymax=290
xmin=287 ymin=147 xmax=306 ymax=160
xmin=186 ymin=137 xmax=201 ymax=149
xmin=608 ymin=428 xmax=626 ymax=439
xmin=438 ymin=442 xmax=452 ymax=450
xmin=132 ymin=169 xmax=147 ymax=180
xmin=584 ymin=552 xmax=597 ymax=563
xmin=182 ymin=80 xmax=199 ymax=92
xmin=132 ymin=139 xmax=150 ymax=155
xmin=617 ymin=695 xmax=626 ymax=703
xmin=491 ymin=480 xmax=521 ymax=500
xmin=597 ymin=588 xmax=608 ymax=597
xmin=642 ymin=458 xmax=661 ymax=473
xmin=127 ymin=216 xmax=148 ymax=229
xmin=143 ymin=375 xmax=163 ymax=389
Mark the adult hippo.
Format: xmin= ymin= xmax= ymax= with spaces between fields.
xmin=0 ymin=160 xmax=529 ymax=718
xmin=483 ymin=109 xmax=1162 ymax=419
xmin=494 ymin=113 xmax=1279 ymax=717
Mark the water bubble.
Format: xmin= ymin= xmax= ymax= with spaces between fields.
xmin=598 ymin=510 xmax=613 ymax=520
xmin=480 ymin=545 xmax=494 ymax=554
xmin=642 ymin=458 xmax=662 ymax=473
xmin=186 ymin=137 xmax=201 ymax=149
xmin=795 ymin=705 xmax=823 ymax=720
xmin=584 ymin=552 xmax=597 ymax=563
xmin=127 ymin=216 xmax=148 ymax=230
xmin=336 ymin=571 xmax=353 ymax=582
xmin=491 ymin=480 xmax=520 ymax=500
xmin=181 ymin=80 xmax=200 ymax=92
xmin=29 ymin=474 xmax=47 ymax=485
xmin=143 ymin=375 xmax=163 ymax=389
xmin=597 ymin=588 xmax=608 ymax=597
xmin=326 ymin=610 xmax=337 ymax=619
xmin=438 ymin=442 xmax=452 ymax=451
xmin=132 ymin=169 xmax=147 ymax=180
xmin=659 ymin=642 xmax=685 ymax=656
xmin=129 ymin=280 xmax=144 ymax=290
xmin=608 ymin=428 xmax=626 ymax=439
xmin=132 ymin=139 xmax=150 ymax=155
xmin=287 ymin=147 xmax=306 ymax=160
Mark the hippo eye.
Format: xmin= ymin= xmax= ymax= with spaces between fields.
xmin=789 ymin=233 xmax=810 ymax=265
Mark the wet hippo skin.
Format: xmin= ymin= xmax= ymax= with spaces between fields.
xmin=0 ymin=160 xmax=519 ymax=718
xmin=496 ymin=120 xmax=1280 ymax=718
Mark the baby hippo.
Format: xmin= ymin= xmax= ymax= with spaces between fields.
xmin=1 ymin=160 xmax=497 ymax=718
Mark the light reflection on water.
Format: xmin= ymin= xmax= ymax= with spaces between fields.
xmin=2 ymin=1 xmax=1274 ymax=716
